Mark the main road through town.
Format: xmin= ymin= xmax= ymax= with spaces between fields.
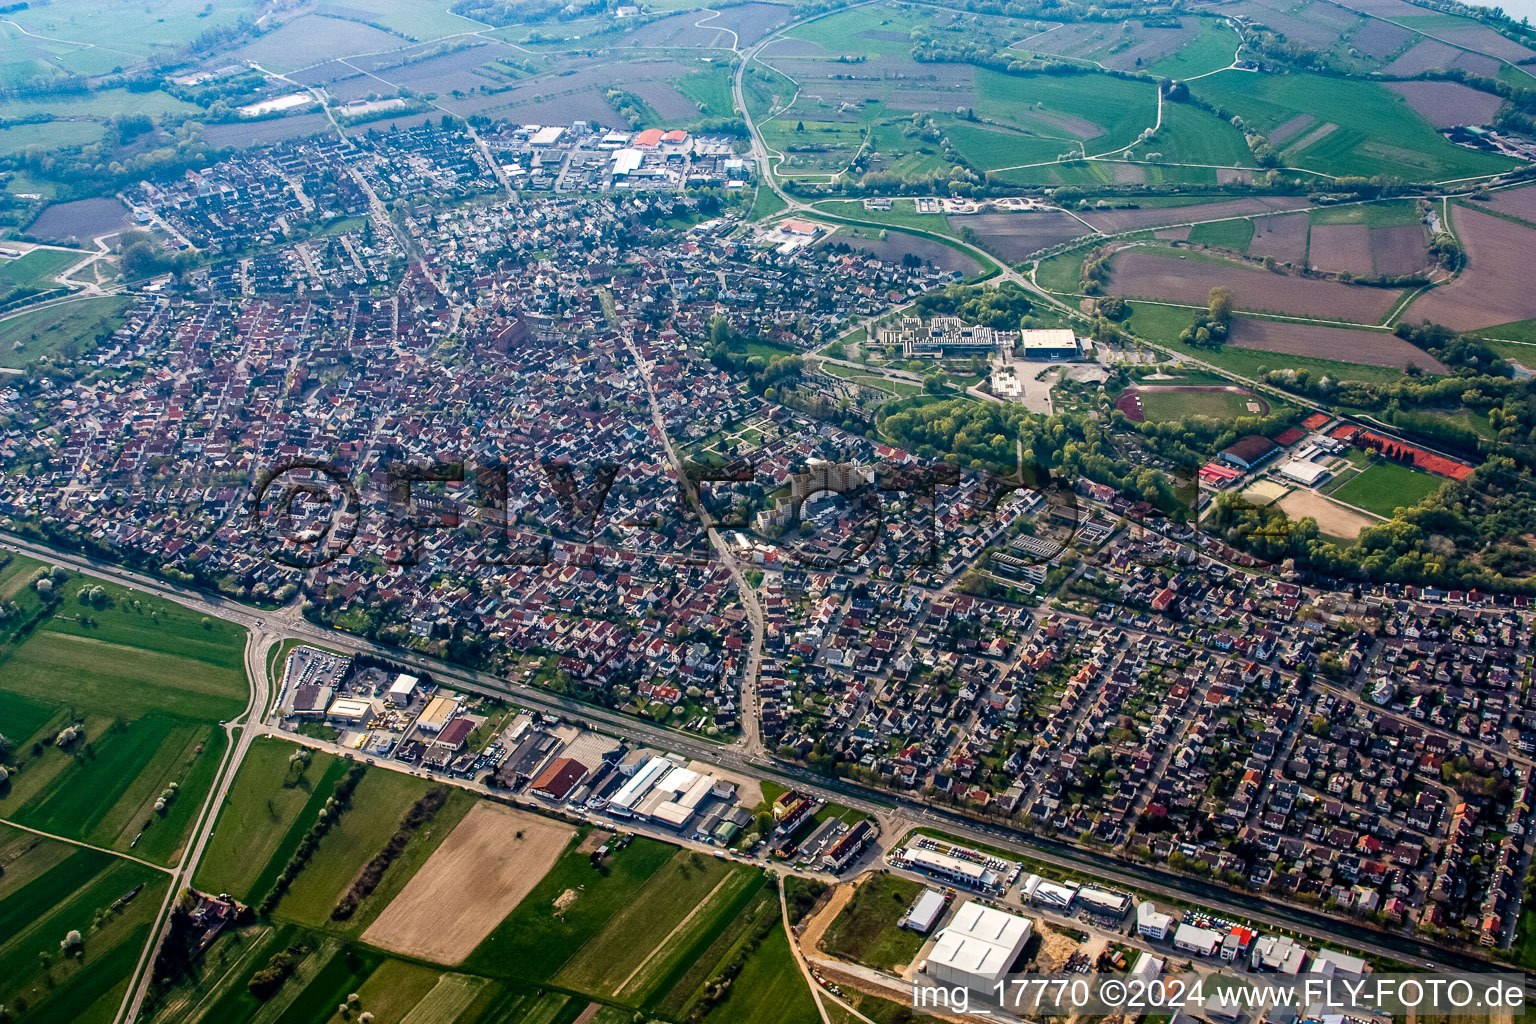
xmin=1 ymin=529 xmax=1523 ymax=1002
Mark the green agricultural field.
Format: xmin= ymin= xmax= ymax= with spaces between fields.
xmin=274 ymin=766 xmax=434 ymax=928
xmin=0 ymin=88 xmax=198 ymax=127
xmin=463 ymin=834 xmax=677 ymax=980
xmin=1330 ymin=459 xmax=1444 ymax=516
xmin=1148 ymin=18 xmax=1240 ymax=78
xmin=1309 ymin=201 xmax=1424 ymax=227
xmin=1136 ymin=102 xmax=1257 ymax=168
xmin=0 ymin=296 xmax=133 ymax=371
xmin=702 ymin=924 xmax=818 ymax=1024
xmin=192 ymin=738 xmax=343 ymax=902
xmin=1189 ymin=71 xmax=1516 ymax=182
xmin=6 ymin=715 xmax=227 ymax=865
xmin=0 ymin=568 xmax=248 ymax=862
xmin=0 ymin=825 xmax=169 ymax=1024
xmin=5 ymin=0 xmax=255 ymax=58
xmin=943 ymin=119 xmax=1072 ymax=170
xmin=652 ymin=882 xmax=779 ymax=1020
xmin=673 ymin=60 xmax=737 ymax=122
xmin=820 ymin=872 xmax=928 ymax=971
xmin=555 ymin=853 xmax=762 ymax=1002
xmin=1187 ymin=217 xmax=1254 ymax=253
xmin=0 ymin=121 xmax=105 ymax=158
xmin=1036 ymin=246 xmax=1091 ymax=294
xmin=784 ymin=5 xmax=926 ymax=55
xmin=973 ymin=68 xmax=1159 ymax=155
xmin=0 ymin=248 xmax=80 ymax=303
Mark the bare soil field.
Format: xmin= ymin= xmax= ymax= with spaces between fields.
xmin=1228 ymin=0 xmax=1351 ymax=45
xmin=802 ymin=882 xmax=855 ymax=954
xmin=1277 ymin=489 xmax=1377 ymax=539
xmin=711 ymin=2 xmax=793 ymax=46
xmin=1384 ymin=39 xmax=1463 ymax=74
xmin=362 ymin=802 xmax=575 ymax=965
xmin=1485 ymin=183 xmax=1536 ymax=224
xmin=631 ymin=80 xmax=701 ymax=120
xmin=27 ymin=198 xmax=132 ymax=243
xmin=1385 ymin=81 xmax=1502 ymax=128
xmin=1351 ymin=19 xmax=1412 ymax=59
xmin=1112 ymin=163 xmax=1148 ymax=184
xmin=1267 ymin=114 xmax=1315 ymax=147
xmin=1432 ymin=24 xmax=1536 ymax=63
xmin=1080 ymin=196 xmax=1310 ymax=233
xmin=1406 ymin=206 xmax=1536 ymax=330
xmin=1308 ymin=223 xmax=1371 ymax=274
xmin=1227 ymin=316 xmax=1447 ymax=371
xmin=1370 ymin=222 xmax=1429 ymax=277
xmin=1453 ymin=51 xmax=1503 ymax=77
xmin=1107 ymin=250 xmax=1400 ymax=321
xmin=947 ymin=211 xmax=1090 ymax=260
xmin=1216 ymin=167 xmax=1255 ymax=184
xmin=826 ymin=230 xmax=981 ymax=275
xmin=1248 ymin=212 xmax=1309 ymax=265
xmin=1033 ymin=923 xmax=1084 ymax=971
xmin=1155 ymin=225 xmax=1191 ymax=240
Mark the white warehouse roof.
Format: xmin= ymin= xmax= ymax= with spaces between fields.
xmin=1279 ymin=459 xmax=1330 ymax=486
xmin=925 ymin=903 xmax=1033 ymax=990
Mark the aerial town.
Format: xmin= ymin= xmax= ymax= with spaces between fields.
xmin=9 ymin=0 xmax=1536 ymax=1020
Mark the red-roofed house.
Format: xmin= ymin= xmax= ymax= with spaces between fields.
xmin=530 ymin=757 xmax=588 ymax=801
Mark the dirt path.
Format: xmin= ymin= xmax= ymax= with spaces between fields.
xmin=614 ymin=871 xmax=737 ymax=997
xmin=779 ymin=876 xmax=834 ymax=1024
xmin=799 ymin=879 xmax=856 ymax=955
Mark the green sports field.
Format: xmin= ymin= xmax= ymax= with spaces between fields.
xmin=1136 ymin=386 xmax=1264 ymax=422
xmin=1329 ymin=459 xmax=1444 ymax=516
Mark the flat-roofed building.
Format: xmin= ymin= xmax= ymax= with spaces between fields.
xmin=901 ymin=888 xmax=948 ymax=934
xmin=416 ymin=694 xmax=458 ymax=732
xmin=923 ymin=903 xmax=1033 ymax=992
xmin=879 ymin=315 xmax=1017 ymax=358
xmin=607 ymin=755 xmax=672 ymax=817
xmin=1019 ymin=328 xmax=1082 ymax=361
xmin=900 ymin=846 xmax=999 ymax=889
xmin=1137 ymin=900 xmax=1173 ymax=940
xmin=327 ymin=697 xmax=373 ymax=724
xmin=1173 ymin=922 xmax=1223 ymax=957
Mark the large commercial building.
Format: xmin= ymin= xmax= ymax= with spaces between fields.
xmin=899 ymin=846 xmax=1000 ymax=889
xmin=1018 ymin=328 xmax=1082 ymax=361
xmin=878 ymin=315 xmax=1018 ymax=358
xmin=924 ymin=903 xmax=1033 ymax=992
